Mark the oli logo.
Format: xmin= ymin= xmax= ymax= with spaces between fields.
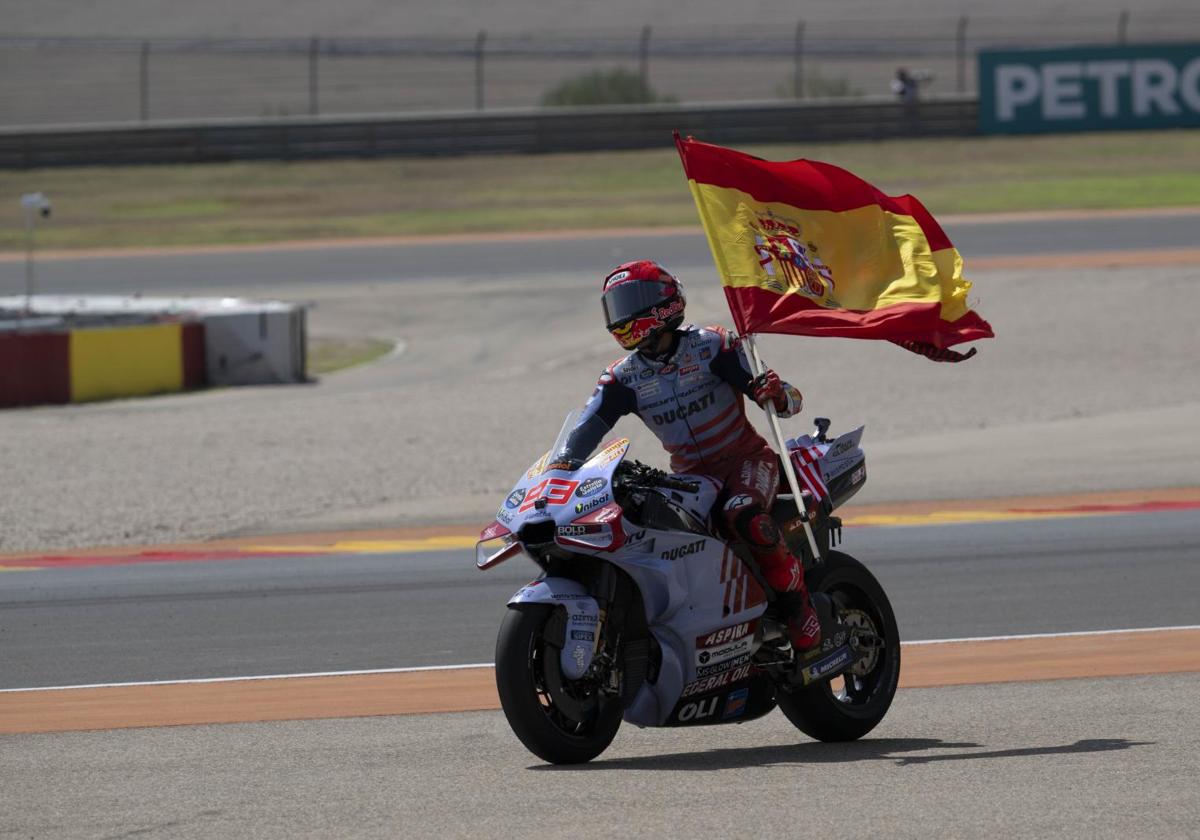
xmin=677 ymin=696 xmax=719 ymax=722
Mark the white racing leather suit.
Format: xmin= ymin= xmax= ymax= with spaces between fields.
xmin=560 ymin=324 xmax=809 ymax=600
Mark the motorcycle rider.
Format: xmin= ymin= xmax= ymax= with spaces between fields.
xmin=552 ymin=259 xmax=822 ymax=652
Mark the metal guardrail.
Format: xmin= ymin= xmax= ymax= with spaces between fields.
xmin=0 ymin=96 xmax=977 ymax=168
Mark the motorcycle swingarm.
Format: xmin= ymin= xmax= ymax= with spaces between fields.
xmin=795 ymin=644 xmax=855 ymax=687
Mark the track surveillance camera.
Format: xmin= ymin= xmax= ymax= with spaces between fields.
xmin=21 ymin=192 xmax=52 ymax=218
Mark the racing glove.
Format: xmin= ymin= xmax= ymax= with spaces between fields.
xmin=751 ymin=370 xmax=803 ymax=417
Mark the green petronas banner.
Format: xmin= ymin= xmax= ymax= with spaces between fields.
xmin=979 ymin=43 xmax=1200 ymax=134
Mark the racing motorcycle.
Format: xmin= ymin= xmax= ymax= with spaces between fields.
xmin=476 ymin=411 xmax=900 ymax=764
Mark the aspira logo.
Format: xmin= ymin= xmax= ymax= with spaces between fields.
xmin=661 ymin=539 xmax=706 ymax=561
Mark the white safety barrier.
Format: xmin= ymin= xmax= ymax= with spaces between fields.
xmin=0 ymin=294 xmax=307 ymax=386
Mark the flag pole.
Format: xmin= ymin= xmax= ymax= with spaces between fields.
xmin=742 ymin=333 xmax=823 ymax=564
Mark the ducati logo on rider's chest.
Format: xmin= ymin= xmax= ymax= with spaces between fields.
xmin=652 ymin=391 xmax=716 ymax=425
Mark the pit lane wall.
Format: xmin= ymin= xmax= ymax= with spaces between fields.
xmin=0 ymin=296 xmax=305 ymax=409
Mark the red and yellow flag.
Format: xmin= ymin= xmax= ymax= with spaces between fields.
xmin=675 ymin=134 xmax=993 ymax=361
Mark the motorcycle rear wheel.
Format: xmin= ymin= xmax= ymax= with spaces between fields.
xmin=495 ymin=604 xmax=623 ymax=764
xmin=776 ymin=550 xmax=901 ymax=742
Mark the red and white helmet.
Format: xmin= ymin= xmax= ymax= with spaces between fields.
xmin=601 ymin=260 xmax=686 ymax=351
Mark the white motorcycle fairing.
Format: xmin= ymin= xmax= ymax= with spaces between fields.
xmin=508 ymin=579 xmax=601 ymax=681
xmin=480 ymin=428 xmax=775 ymax=727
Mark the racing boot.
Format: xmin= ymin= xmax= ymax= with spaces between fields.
xmin=757 ymin=545 xmax=822 ymax=653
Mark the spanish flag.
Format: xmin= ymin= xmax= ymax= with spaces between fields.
xmin=675 ymin=134 xmax=993 ymax=361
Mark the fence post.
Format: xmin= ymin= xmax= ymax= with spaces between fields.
xmin=139 ymin=41 xmax=150 ymax=121
xmin=1117 ymin=10 xmax=1130 ymax=44
xmin=639 ymin=25 xmax=652 ymax=100
xmin=793 ymin=20 xmax=805 ymax=99
xmin=475 ymin=30 xmax=487 ymax=110
xmin=956 ymin=15 xmax=968 ymax=93
xmin=308 ymin=37 xmax=320 ymax=116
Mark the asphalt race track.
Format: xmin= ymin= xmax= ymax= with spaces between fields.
xmin=2 ymin=506 xmax=1199 ymax=837
xmin=3 ymin=509 xmax=1199 ymax=689
xmin=5 ymin=208 xmax=1200 ymax=295
xmin=2 ymin=210 xmax=1200 ymax=837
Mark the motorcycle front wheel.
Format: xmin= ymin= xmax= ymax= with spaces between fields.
xmin=494 ymin=604 xmax=623 ymax=764
xmin=776 ymin=550 xmax=901 ymax=742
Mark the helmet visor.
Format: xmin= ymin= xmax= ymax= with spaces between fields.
xmin=602 ymin=279 xmax=671 ymax=329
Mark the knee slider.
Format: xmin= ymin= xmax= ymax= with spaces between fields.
xmin=723 ymin=495 xmax=778 ymax=548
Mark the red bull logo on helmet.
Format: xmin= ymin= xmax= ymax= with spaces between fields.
xmin=610 ymin=298 xmax=684 ymax=349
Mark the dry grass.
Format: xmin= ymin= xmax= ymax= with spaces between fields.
xmin=2 ymin=130 xmax=1197 ymax=251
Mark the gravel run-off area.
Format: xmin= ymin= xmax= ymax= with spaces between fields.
xmin=3 ymin=257 xmax=1199 ymax=553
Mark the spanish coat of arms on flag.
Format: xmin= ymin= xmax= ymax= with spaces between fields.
xmin=674 ymin=134 xmax=994 ymax=362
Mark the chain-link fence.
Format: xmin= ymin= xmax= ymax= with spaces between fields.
xmin=2 ymin=12 xmax=1198 ymax=127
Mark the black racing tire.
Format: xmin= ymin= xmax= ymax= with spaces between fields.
xmin=494 ymin=604 xmax=623 ymax=765
xmin=776 ymin=550 xmax=901 ymax=742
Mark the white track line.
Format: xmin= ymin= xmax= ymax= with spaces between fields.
xmin=902 ymin=624 xmax=1200 ymax=646
xmin=3 ymin=624 xmax=1198 ymax=695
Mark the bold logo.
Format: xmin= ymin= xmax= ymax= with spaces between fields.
xmin=651 ymin=391 xmax=716 ymax=425
xmin=518 ymin=478 xmax=579 ymax=513
xmin=570 ymin=630 xmax=595 ymax=642
xmin=639 ymin=368 xmax=655 ymax=379
xmin=574 ymin=495 xmax=610 ymax=514
xmin=557 ymin=525 xmax=588 ymax=537
xmin=661 ymin=539 xmax=706 ymax=561
xmin=505 ymin=488 xmax=527 ymax=509
xmin=575 ymin=477 xmax=608 ymax=498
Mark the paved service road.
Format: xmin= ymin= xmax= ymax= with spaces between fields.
xmin=3 ymin=508 xmax=1197 ymax=690
xmin=4 ymin=209 xmax=1200 ymax=296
